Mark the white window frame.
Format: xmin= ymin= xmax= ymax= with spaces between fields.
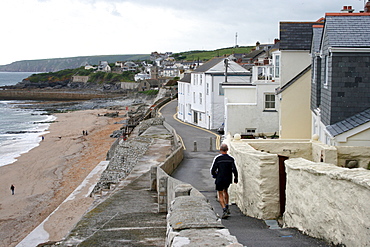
xmin=219 ymin=83 xmax=224 ymax=96
xmin=264 ymin=93 xmax=276 ymax=110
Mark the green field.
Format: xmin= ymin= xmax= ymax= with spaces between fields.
xmin=173 ymin=46 xmax=253 ymax=61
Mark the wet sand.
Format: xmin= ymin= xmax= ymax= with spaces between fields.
xmin=0 ymin=109 xmax=125 ymax=247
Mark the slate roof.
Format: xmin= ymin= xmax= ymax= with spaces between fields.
xmin=326 ymin=108 xmax=370 ymax=136
xmin=178 ymin=73 xmax=191 ymax=83
xmin=241 ymin=49 xmax=265 ymax=63
xmin=279 ymin=22 xmax=318 ymax=50
xmin=324 ymin=14 xmax=370 ymax=48
xmin=194 ymin=57 xmax=225 ymax=72
xmin=311 ymin=25 xmax=324 ymax=54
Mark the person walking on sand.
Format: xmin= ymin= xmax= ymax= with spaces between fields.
xmin=211 ymin=143 xmax=238 ymax=219
xmin=10 ymin=184 xmax=15 ymax=195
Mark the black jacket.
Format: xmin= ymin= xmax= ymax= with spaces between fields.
xmin=211 ymin=153 xmax=238 ymax=185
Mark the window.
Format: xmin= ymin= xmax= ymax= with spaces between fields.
xmin=246 ymin=129 xmax=256 ymax=133
xmin=264 ymin=94 xmax=276 ymax=110
xmin=324 ymin=55 xmax=329 ymax=86
xmin=193 ymin=92 xmax=196 ymax=103
xmin=206 ymin=83 xmax=209 ymax=95
xmin=219 ymin=83 xmax=224 ymax=95
xmin=200 ymin=75 xmax=202 ymax=85
xmin=274 ymin=54 xmax=280 ymax=78
xmin=199 ymin=93 xmax=202 ymax=105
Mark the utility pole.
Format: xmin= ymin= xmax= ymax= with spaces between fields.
xmin=235 ymin=32 xmax=238 ymax=48
xmin=224 ymin=59 xmax=228 ymax=83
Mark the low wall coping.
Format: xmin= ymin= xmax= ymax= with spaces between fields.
xmin=286 ymin=158 xmax=370 ymax=190
xmin=168 ymin=196 xmax=223 ymax=230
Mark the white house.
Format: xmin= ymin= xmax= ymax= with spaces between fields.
xmin=96 ymin=61 xmax=111 ymax=72
xmin=223 ymin=46 xmax=280 ymax=138
xmin=134 ymin=72 xmax=151 ymax=81
xmin=178 ymin=57 xmax=251 ymax=130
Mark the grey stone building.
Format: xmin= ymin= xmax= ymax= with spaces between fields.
xmin=311 ymin=11 xmax=370 ymax=146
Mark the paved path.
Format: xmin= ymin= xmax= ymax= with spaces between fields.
xmin=160 ymin=100 xmax=331 ymax=247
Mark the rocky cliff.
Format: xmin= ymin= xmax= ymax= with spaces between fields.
xmin=0 ymin=54 xmax=150 ymax=72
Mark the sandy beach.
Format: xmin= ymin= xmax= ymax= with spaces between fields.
xmin=0 ymin=109 xmax=125 ymax=247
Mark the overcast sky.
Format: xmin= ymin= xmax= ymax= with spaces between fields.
xmin=0 ymin=0 xmax=367 ymax=65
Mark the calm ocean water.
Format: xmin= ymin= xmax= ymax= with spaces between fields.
xmin=0 ymin=72 xmax=56 ymax=167
xmin=0 ymin=71 xmax=38 ymax=87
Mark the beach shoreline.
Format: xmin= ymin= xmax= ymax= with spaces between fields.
xmin=0 ymin=108 xmax=126 ymax=247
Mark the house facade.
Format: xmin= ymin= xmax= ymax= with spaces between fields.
xmin=177 ymin=57 xmax=250 ymax=130
xmin=311 ymin=12 xmax=370 ymax=146
xmin=276 ymin=21 xmax=320 ymax=139
xmin=223 ymin=44 xmax=280 ymax=137
xmin=96 ymin=61 xmax=111 ymax=72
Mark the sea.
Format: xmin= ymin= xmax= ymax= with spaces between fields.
xmin=0 ymin=72 xmax=56 ymax=167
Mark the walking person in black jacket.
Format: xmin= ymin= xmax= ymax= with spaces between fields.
xmin=211 ymin=143 xmax=238 ymax=219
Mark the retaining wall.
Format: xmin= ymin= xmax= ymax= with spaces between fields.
xmin=153 ymin=120 xmax=240 ymax=247
xmin=284 ymin=158 xmax=370 ymax=247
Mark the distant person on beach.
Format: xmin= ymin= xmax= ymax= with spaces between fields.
xmin=10 ymin=184 xmax=15 ymax=195
xmin=210 ymin=143 xmax=238 ymax=219
xmin=42 ymin=136 xmax=44 ymax=141
xmin=82 ymin=130 xmax=85 ymax=136
xmin=85 ymin=130 xmax=88 ymax=135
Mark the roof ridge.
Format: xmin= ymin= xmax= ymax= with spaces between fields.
xmin=326 ymin=13 xmax=370 ymax=16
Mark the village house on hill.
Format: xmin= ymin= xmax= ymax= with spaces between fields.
xmin=96 ymin=61 xmax=111 ymax=72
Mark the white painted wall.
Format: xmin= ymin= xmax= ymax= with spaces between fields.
xmin=177 ymin=82 xmax=192 ymax=123
xmin=225 ymin=136 xmax=370 ymax=246
xmin=284 ymin=158 xmax=370 ymax=247
xmin=225 ymin=138 xmax=281 ymax=219
xmin=280 ymin=50 xmax=311 ymax=87
xmin=224 ymin=82 xmax=279 ymax=137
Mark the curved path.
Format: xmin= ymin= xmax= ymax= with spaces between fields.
xmin=160 ymin=99 xmax=330 ymax=247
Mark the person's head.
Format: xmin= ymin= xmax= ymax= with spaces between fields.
xmin=220 ymin=143 xmax=228 ymax=153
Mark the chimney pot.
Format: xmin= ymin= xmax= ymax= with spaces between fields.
xmin=341 ymin=6 xmax=354 ymax=13
xmin=365 ymin=1 xmax=370 ymax=13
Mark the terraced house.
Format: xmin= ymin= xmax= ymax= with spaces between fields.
xmin=311 ymin=9 xmax=370 ymax=146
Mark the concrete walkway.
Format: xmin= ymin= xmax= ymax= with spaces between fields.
xmin=160 ymin=100 xmax=331 ymax=247
xmin=55 ymin=124 xmax=173 ymax=246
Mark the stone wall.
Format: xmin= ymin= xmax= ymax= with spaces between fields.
xmin=336 ymin=145 xmax=370 ymax=169
xmin=246 ymin=139 xmax=313 ymax=159
xmin=284 ymin=158 xmax=370 ymax=247
xmin=225 ymin=139 xmax=281 ymax=219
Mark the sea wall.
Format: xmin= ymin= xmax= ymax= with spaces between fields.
xmin=284 ymin=158 xmax=370 ymax=247
xmin=0 ymin=89 xmax=117 ymax=100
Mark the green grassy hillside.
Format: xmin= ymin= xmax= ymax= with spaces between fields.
xmin=173 ymin=46 xmax=253 ymax=61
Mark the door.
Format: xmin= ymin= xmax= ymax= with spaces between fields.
xmin=278 ymin=155 xmax=289 ymax=216
xmin=193 ymin=111 xmax=198 ymax=124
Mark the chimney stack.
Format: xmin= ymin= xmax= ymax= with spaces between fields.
xmin=365 ymin=1 xmax=370 ymax=13
xmin=341 ymin=6 xmax=354 ymax=13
